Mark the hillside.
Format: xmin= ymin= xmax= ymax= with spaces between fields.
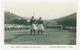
xmin=53 ymin=13 xmax=76 ymax=21
xmin=52 ymin=12 xmax=76 ymax=26
xmin=4 ymin=11 xmax=29 ymax=25
xmin=4 ymin=11 xmax=23 ymax=24
xmin=4 ymin=11 xmax=76 ymax=26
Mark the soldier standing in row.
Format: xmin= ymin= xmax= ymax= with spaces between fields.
xmin=37 ymin=17 xmax=44 ymax=35
xmin=30 ymin=16 xmax=37 ymax=35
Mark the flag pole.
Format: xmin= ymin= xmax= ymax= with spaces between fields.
xmin=33 ymin=12 xmax=34 ymax=17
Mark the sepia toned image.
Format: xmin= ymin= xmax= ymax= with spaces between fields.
xmin=3 ymin=2 xmax=77 ymax=46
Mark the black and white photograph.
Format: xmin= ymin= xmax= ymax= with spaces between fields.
xmin=1 ymin=0 xmax=79 ymax=49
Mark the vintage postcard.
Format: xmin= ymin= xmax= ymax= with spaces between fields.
xmin=1 ymin=0 xmax=79 ymax=50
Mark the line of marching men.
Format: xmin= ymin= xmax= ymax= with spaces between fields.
xmin=4 ymin=24 xmax=30 ymax=31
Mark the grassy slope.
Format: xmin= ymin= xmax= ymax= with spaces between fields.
xmin=4 ymin=11 xmax=22 ymax=23
xmin=52 ymin=13 xmax=76 ymax=22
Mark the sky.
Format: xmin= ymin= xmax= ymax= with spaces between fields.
xmin=4 ymin=2 xmax=77 ymax=19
